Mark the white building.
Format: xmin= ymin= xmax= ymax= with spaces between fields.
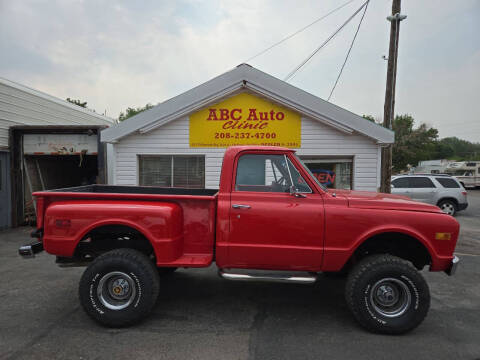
xmin=0 ymin=77 xmax=113 ymax=228
xmin=102 ymin=64 xmax=394 ymax=192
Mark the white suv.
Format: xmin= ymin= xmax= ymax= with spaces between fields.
xmin=391 ymin=174 xmax=468 ymax=216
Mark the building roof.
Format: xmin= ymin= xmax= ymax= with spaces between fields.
xmin=0 ymin=77 xmax=113 ymax=149
xmin=101 ymin=64 xmax=394 ymax=144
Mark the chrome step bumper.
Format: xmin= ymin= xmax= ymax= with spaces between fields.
xmin=218 ymin=269 xmax=317 ymax=284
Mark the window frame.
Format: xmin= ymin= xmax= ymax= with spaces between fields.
xmin=299 ymin=156 xmax=353 ymax=190
xmin=137 ymin=154 xmax=206 ymax=188
xmin=232 ymin=151 xmax=318 ymax=194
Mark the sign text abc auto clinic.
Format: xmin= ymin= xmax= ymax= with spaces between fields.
xmin=190 ymin=93 xmax=301 ymax=148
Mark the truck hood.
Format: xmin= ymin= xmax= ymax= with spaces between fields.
xmin=328 ymin=189 xmax=443 ymax=213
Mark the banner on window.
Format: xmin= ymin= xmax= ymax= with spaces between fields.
xmin=189 ymin=92 xmax=301 ymax=148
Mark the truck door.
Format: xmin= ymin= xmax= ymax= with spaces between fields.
xmin=226 ymin=152 xmax=324 ymax=270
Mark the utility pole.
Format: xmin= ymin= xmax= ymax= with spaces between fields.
xmin=380 ymin=0 xmax=406 ymax=193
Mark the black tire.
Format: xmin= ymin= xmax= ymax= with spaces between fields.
xmin=158 ymin=267 xmax=178 ymax=276
xmin=438 ymin=199 xmax=457 ymax=216
xmin=345 ymin=254 xmax=430 ymax=334
xmin=79 ymin=248 xmax=160 ymax=327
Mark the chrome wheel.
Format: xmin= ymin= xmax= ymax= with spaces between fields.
xmin=369 ymin=278 xmax=411 ymax=318
xmin=97 ymin=271 xmax=137 ymax=310
xmin=440 ymin=202 xmax=455 ymax=216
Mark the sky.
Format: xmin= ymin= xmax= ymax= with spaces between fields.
xmin=0 ymin=0 xmax=479 ymax=142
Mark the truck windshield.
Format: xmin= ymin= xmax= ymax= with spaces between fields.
xmin=293 ymin=154 xmax=327 ymax=191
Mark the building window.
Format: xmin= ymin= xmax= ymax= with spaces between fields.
xmin=300 ymin=157 xmax=353 ymax=189
xmin=138 ymin=155 xmax=205 ymax=188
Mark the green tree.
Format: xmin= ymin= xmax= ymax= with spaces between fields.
xmin=363 ymin=113 xmax=480 ymax=171
xmin=391 ymin=115 xmax=439 ymax=172
xmin=118 ymin=103 xmax=154 ymax=122
xmin=437 ymin=137 xmax=480 ymax=160
xmin=66 ymin=98 xmax=87 ymax=108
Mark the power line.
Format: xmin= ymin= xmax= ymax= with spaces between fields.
xmin=244 ymin=0 xmax=357 ymax=63
xmin=327 ymin=1 xmax=369 ymax=101
xmin=284 ymin=0 xmax=369 ymax=82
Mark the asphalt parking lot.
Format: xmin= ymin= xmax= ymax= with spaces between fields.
xmin=1 ymin=191 xmax=479 ymax=360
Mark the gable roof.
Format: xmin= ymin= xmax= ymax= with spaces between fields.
xmin=0 ymin=77 xmax=114 ymax=125
xmin=101 ymin=64 xmax=393 ymax=144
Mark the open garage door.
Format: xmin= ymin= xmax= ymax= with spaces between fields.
xmin=17 ymin=131 xmax=105 ymax=225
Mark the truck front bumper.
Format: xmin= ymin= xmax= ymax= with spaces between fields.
xmin=18 ymin=241 xmax=44 ymax=258
xmin=445 ymin=255 xmax=460 ymax=276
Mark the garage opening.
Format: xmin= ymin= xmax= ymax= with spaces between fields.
xmin=10 ymin=127 xmax=107 ymax=226
xmin=23 ymin=155 xmax=98 ymax=222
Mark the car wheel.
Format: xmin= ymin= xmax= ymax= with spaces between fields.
xmin=438 ymin=200 xmax=457 ymax=216
xmin=345 ymin=254 xmax=430 ymax=334
xmin=79 ymin=248 xmax=160 ymax=327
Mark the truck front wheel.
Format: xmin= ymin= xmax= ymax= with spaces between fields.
xmin=79 ymin=248 xmax=160 ymax=327
xmin=345 ymin=254 xmax=430 ymax=334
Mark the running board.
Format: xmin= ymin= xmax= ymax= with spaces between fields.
xmin=218 ymin=269 xmax=317 ymax=284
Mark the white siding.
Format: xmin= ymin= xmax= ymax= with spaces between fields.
xmin=113 ymin=116 xmax=380 ymax=191
xmin=0 ymin=79 xmax=112 ymax=149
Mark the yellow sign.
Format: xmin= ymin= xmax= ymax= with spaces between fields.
xmin=189 ymin=92 xmax=301 ymax=148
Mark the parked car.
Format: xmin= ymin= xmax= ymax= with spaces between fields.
xmin=19 ymin=146 xmax=459 ymax=335
xmin=391 ymin=174 xmax=468 ymax=216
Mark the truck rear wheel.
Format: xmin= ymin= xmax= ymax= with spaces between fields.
xmin=79 ymin=248 xmax=160 ymax=327
xmin=345 ymin=254 xmax=430 ymax=334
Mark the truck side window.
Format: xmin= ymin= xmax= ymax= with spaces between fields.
xmin=235 ymin=154 xmax=291 ymax=192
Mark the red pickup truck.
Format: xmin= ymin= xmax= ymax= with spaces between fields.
xmin=20 ymin=146 xmax=459 ymax=334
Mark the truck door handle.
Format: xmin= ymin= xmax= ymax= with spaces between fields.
xmin=232 ymin=204 xmax=251 ymax=209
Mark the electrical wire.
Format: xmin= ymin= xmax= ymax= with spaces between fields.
xmin=284 ymin=0 xmax=369 ymax=82
xmin=244 ymin=0 xmax=357 ymax=63
xmin=327 ymin=0 xmax=369 ymax=101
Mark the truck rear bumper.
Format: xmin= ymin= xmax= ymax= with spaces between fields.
xmin=19 ymin=241 xmax=44 ymax=258
xmin=445 ymin=255 xmax=459 ymax=276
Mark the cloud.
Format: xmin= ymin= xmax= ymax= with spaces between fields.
xmin=1 ymin=0 xmax=479 ymax=142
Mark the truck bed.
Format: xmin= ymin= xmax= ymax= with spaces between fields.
xmin=33 ymin=185 xmax=218 ymax=267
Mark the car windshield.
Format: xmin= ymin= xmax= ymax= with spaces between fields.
xmin=293 ymin=154 xmax=327 ymax=191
